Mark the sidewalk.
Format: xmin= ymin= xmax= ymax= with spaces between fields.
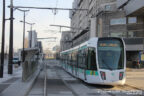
xmin=0 ymin=66 xmax=22 ymax=83
xmin=126 ymin=68 xmax=144 ymax=90
xmin=0 ymin=66 xmax=40 ymax=96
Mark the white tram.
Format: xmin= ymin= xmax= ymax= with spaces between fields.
xmin=60 ymin=37 xmax=126 ymax=85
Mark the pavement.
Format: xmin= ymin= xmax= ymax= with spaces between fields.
xmin=0 ymin=69 xmax=40 ymax=96
xmin=46 ymin=60 xmax=144 ymax=96
xmin=0 ymin=59 xmax=41 ymax=96
xmin=1 ymin=59 xmax=144 ymax=96
xmin=126 ymin=68 xmax=144 ymax=90
xmin=27 ymin=69 xmax=45 ymax=96
xmin=27 ymin=60 xmax=74 ymax=96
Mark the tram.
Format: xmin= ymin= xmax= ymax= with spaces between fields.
xmin=60 ymin=37 xmax=126 ymax=85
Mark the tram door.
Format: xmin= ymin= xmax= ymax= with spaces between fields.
xmin=75 ymin=53 xmax=78 ymax=76
xmin=84 ymin=49 xmax=88 ymax=80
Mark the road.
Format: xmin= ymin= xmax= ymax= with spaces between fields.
xmin=27 ymin=60 xmax=144 ymax=96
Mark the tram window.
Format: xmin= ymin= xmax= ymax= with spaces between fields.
xmin=78 ymin=49 xmax=87 ymax=68
xmin=64 ymin=54 xmax=66 ymax=64
xmin=68 ymin=53 xmax=71 ymax=65
xmin=88 ymin=48 xmax=97 ymax=70
xmin=72 ymin=51 xmax=76 ymax=65
xmin=62 ymin=54 xmax=64 ymax=63
xmin=66 ymin=54 xmax=69 ymax=65
xmin=72 ymin=50 xmax=77 ymax=66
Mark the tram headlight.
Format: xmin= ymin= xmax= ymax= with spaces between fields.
xmin=119 ymin=72 xmax=124 ymax=80
xmin=100 ymin=71 xmax=106 ymax=80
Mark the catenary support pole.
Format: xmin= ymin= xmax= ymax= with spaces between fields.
xmin=22 ymin=11 xmax=26 ymax=62
xmin=8 ymin=0 xmax=14 ymax=74
xmin=0 ymin=0 xmax=6 ymax=77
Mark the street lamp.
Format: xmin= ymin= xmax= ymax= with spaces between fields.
xmin=20 ymin=21 xmax=35 ymax=31
xmin=17 ymin=9 xmax=29 ymax=62
xmin=37 ymin=37 xmax=57 ymax=40
xmin=20 ymin=21 xmax=35 ymax=48
xmin=50 ymin=24 xmax=89 ymax=32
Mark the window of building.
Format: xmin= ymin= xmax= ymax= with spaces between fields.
xmin=128 ymin=17 xmax=137 ymax=24
xmin=110 ymin=18 xmax=126 ymax=25
xmin=128 ymin=31 xmax=134 ymax=37
xmin=110 ymin=32 xmax=126 ymax=37
xmin=105 ymin=5 xmax=111 ymax=11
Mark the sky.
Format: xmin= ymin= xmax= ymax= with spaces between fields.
xmin=0 ymin=0 xmax=73 ymax=52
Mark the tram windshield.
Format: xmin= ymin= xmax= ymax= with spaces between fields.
xmin=98 ymin=38 xmax=124 ymax=70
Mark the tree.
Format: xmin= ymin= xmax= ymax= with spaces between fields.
xmin=24 ymin=37 xmax=29 ymax=48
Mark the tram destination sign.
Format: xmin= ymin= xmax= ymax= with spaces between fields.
xmin=99 ymin=43 xmax=119 ymax=47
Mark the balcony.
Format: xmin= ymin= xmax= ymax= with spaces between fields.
xmin=123 ymin=37 xmax=144 ymax=51
xmin=127 ymin=23 xmax=144 ymax=31
xmin=117 ymin=0 xmax=144 ymax=16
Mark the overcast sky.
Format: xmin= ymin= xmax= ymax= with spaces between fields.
xmin=0 ymin=0 xmax=73 ymax=52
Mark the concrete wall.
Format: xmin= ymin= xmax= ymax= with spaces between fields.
xmin=124 ymin=0 xmax=144 ymax=16
xmin=117 ymin=0 xmax=144 ymax=16
xmin=116 ymin=0 xmax=128 ymax=8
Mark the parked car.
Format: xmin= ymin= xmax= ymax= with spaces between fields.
xmin=13 ymin=57 xmax=21 ymax=65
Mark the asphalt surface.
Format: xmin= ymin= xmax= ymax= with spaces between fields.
xmin=27 ymin=60 xmax=144 ymax=96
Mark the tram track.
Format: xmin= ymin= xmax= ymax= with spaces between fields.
xmin=56 ymin=64 xmax=144 ymax=96
xmin=46 ymin=60 xmax=76 ymax=96
xmin=44 ymin=62 xmax=47 ymax=96
xmin=57 ymin=65 xmax=141 ymax=92
xmin=56 ymin=68 xmax=79 ymax=96
xmin=42 ymin=60 xmax=144 ymax=96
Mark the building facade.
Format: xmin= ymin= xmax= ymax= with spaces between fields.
xmin=28 ymin=31 xmax=38 ymax=48
xmin=60 ymin=31 xmax=73 ymax=51
xmin=61 ymin=0 xmax=144 ymax=67
xmin=117 ymin=0 xmax=144 ymax=66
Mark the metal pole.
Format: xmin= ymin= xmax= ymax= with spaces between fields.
xmin=0 ymin=0 xmax=6 ymax=77
xmin=30 ymin=24 xmax=32 ymax=48
xmin=19 ymin=21 xmax=34 ymax=48
xmin=8 ymin=0 xmax=14 ymax=74
xmin=126 ymin=17 xmax=129 ymax=38
xmin=22 ymin=12 xmax=26 ymax=62
xmin=18 ymin=10 xmax=29 ymax=62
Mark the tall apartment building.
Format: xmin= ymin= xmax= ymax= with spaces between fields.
xmin=117 ymin=0 xmax=144 ymax=67
xmin=70 ymin=0 xmax=125 ymax=46
xmin=60 ymin=0 xmax=144 ymax=67
xmin=60 ymin=31 xmax=73 ymax=51
xmin=28 ymin=31 xmax=38 ymax=48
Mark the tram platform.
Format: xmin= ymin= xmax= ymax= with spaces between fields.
xmin=0 ymin=68 xmax=40 ymax=96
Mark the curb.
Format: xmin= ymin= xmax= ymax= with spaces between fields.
xmin=0 ymin=69 xmax=41 ymax=96
xmin=44 ymin=62 xmax=47 ymax=96
xmin=125 ymin=84 xmax=144 ymax=91
xmin=24 ymin=69 xmax=41 ymax=96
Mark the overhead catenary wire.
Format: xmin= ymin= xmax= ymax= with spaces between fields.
xmin=8 ymin=6 xmax=88 ymax=11
xmin=53 ymin=0 xmax=59 ymax=24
